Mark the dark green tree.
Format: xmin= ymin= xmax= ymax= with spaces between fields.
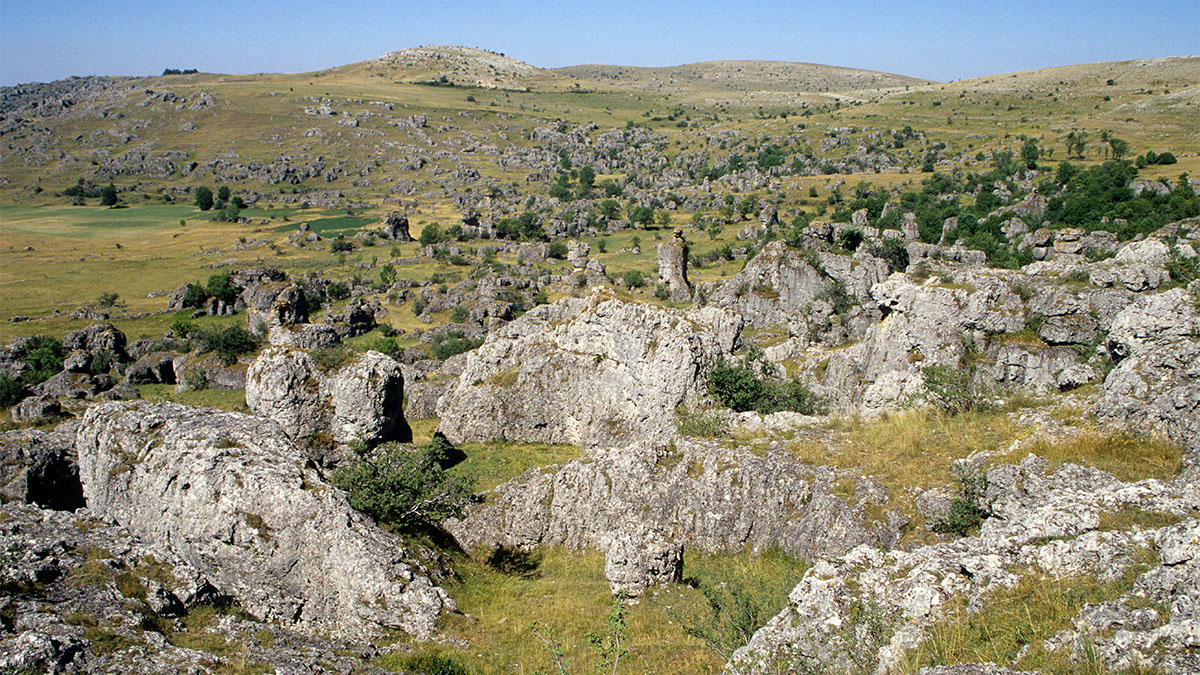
xmin=1020 ymin=138 xmax=1040 ymax=169
xmin=99 ymin=184 xmax=118 ymax=206
xmin=194 ymin=186 xmax=214 ymax=211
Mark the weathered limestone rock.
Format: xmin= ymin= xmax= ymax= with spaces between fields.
xmin=0 ymin=424 xmax=83 ymax=510
xmin=267 ymin=322 xmax=344 ymax=349
xmin=447 ymin=440 xmax=902 ymax=560
xmin=1096 ymin=286 xmax=1200 ymax=457
xmin=124 ymin=352 xmax=176 ymax=385
xmin=436 ymin=288 xmax=741 ymax=446
xmin=709 ymin=241 xmax=888 ymax=342
xmin=75 ymin=402 xmax=453 ymax=640
xmin=63 ymin=323 xmax=127 ymax=361
xmin=567 ymin=240 xmax=590 ymax=269
xmin=246 ymin=346 xmax=410 ymax=457
xmin=244 ymin=283 xmax=309 ymax=332
xmin=380 ymin=212 xmax=413 ymax=241
xmin=603 ymin=527 xmax=682 ymax=598
xmin=10 ymin=395 xmax=61 ymax=423
xmin=0 ymin=501 xmax=399 ymax=673
xmin=729 ymin=453 xmax=1200 ymax=675
xmin=656 ymin=229 xmax=691 ymax=302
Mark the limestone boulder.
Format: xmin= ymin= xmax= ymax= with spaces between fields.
xmin=74 ymin=402 xmax=453 ymax=640
xmin=435 ymin=288 xmax=741 ymax=446
xmin=246 ymin=346 xmax=410 ymax=456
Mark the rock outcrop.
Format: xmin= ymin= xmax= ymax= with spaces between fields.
xmin=656 ymin=229 xmax=691 ymax=302
xmin=74 ymin=402 xmax=453 ymax=641
xmin=380 ymin=211 xmax=413 ymax=241
xmin=1096 ymin=284 xmax=1200 ymax=457
xmin=0 ymin=501 xmax=394 ymax=674
xmin=436 ymin=288 xmax=741 ymax=446
xmin=448 ymin=439 xmax=904 ymax=560
xmin=246 ymin=347 xmax=411 ymax=460
xmin=0 ymin=424 xmax=83 ymax=510
xmin=729 ymin=454 xmax=1200 ymax=674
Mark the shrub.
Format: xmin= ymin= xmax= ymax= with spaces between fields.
xmin=191 ymin=325 xmax=258 ymax=364
xmin=450 ymin=305 xmax=469 ymax=323
xmin=868 ymin=237 xmax=910 ymax=272
xmin=709 ymin=353 xmax=826 ymax=416
xmin=21 ymin=336 xmax=65 ymax=385
xmin=921 ymin=364 xmax=980 ymax=414
xmin=547 ymin=241 xmax=568 ymax=259
xmin=204 ymin=272 xmax=239 ymax=304
xmin=96 ymin=292 xmax=120 ymax=308
xmin=622 ymin=269 xmax=645 ymax=288
xmin=0 ymin=375 xmax=27 ymax=407
xmin=331 ymin=442 xmax=473 ymax=528
xmin=368 ymin=336 xmax=402 ymax=359
xmin=329 ymin=239 xmax=355 ymax=253
xmin=325 ymin=281 xmax=350 ymax=301
xmin=430 ymin=331 xmax=484 ymax=361
xmin=837 ymin=227 xmax=865 ymax=251
xmin=182 ymin=283 xmax=208 ymax=308
xmin=929 ymin=468 xmax=990 ymax=535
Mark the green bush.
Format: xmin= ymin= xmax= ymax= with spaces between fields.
xmin=325 ymin=281 xmax=350 ymax=301
xmin=367 ymin=336 xmax=402 ymax=359
xmin=547 ymin=241 xmax=568 ymax=259
xmin=430 ymin=331 xmax=484 ymax=361
xmin=930 ymin=469 xmax=991 ymax=536
xmin=921 ymin=364 xmax=980 ymax=414
xmin=709 ymin=352 xmax=826 ymax=416
xmin=622 ymin=270 xmax=645 ymax=288
xmin=191 ymin=325 xmax=258 ymax=364
xmin=205 ymin=272 xmax=239 ymax=304
xmin=182 ymin=283 xmax=208 ymax=308
xmin=21 ymin=336 xmax=65 ymax=385
xmin=0 ymin=375 xmax=27 ymax=407
xmin=331 ymin=442 xmax=473 ymax=528
xmin=868 ymin=237 xmax=910 ymax=272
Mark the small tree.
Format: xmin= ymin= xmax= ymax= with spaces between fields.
xmin=99 ymin=184 xmax=118 ymax=206
xmin=1020 ymin=137 xmax=1040 ymax=169
xmin=216 ymin=185 xmax=231 ymax=205
xmin=194 ymin=186 xmax=214 ymax=211
xmin=331 ymin=442 xmax=473 ymax=528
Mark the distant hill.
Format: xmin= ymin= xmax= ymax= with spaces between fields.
xmin=328 ymin=45 xmax=577 ymax=91
xmin=554 ymin=60 xmax=934 ymax=94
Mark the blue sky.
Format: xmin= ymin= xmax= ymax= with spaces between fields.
xmin=1 ymin=0 xmax=1197 ymax=85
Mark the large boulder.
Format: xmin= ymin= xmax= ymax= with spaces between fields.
xmin=74 ymin=402 xmax=454 ymax=640
xmin=1096 ymin=286 xmax=1200 ymax=458
xmin=246 ymin=347 xmax=410 ymax=458
xmin=435 ymin=288 xmax=741 ymax=446
xmin=656 ymin=229 xmax=691 ymax=302
xmin=447 ymin=440 xmax=902 ymax=560
xmin=0 ymin=424 xmax=83 ymax=510
xmin=708 ymin=241 xmax=889 ymax=343
xmin=243 ymin=283 xmax=309 ymax=332
xmin=380 ymin=212 xmax=413 ymax=241
xmin=63 ymin=324 xmax=127 ymax=361
xmin=124 ymin=352 xmax=176 ymax=385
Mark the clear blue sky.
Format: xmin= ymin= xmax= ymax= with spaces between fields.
xmin=1 ymin=0 xmax=1197 ymax=85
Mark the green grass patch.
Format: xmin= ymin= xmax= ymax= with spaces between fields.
xmin=136 ymin=384 xmax=250 ymax=413
xmin=999 ymin=430 xmax=1184 ymax=483
xmin=452 ymin=442 xmax=584 ymax=492
xmin=898 ymin=551 xmax=1158 ymax=674
xmin=272 ymin=215 xmax=374 ymax=235
xmin=378 ymin=546 xmax=806 ymax=674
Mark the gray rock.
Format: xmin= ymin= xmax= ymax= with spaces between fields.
xmin=74 ymin=401 xmax=454 ymax=640
xmin=603 ymin=527 xmax=682 ymax=598
xmin=246 ymin=347 xmax=411 ymax=455
xmin=0 ymin=425 xmax=83 ymax=510
xmin=63 ymin=323 xmax=127 ymax=361
xmin=1096 ymin=287 xmax=1200 ymax=457
xmin=10 ymin=394 xmax=61 ymax=423
xmin=124 ymin=352 xmax=176 ymax=385
xmin=267 ymin=322 xmax=344 ymax=349
xmin=244 ymin=283 xmax=309 ymax=332
xmin=448 ymin=440 xmax=902 ymax=560
xmin=380 ymin=212 xmax=413 ymax=241
xmin=656 ymin=229 xmax=691 ymax=302
xmin=436 ymin=288 xmax=741 ymax=446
